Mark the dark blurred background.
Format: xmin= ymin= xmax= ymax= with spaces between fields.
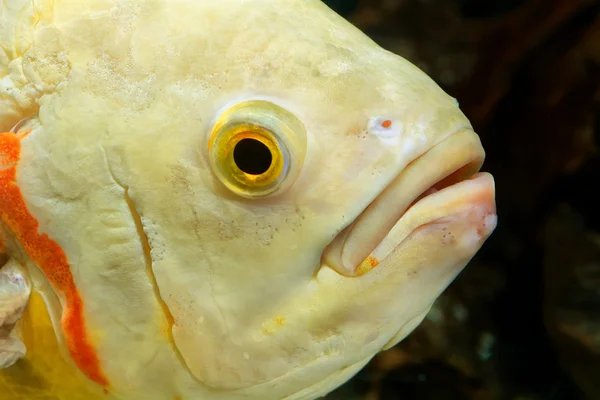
xmin=320 ymin=1 xmax=600 ymax=399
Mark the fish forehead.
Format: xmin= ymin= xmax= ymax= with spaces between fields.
xmin=5 ymin=0 xmax=469 ymax=161
xmin=27 ymin=0 xmax=466 ymax=128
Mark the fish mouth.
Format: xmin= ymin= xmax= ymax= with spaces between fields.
xmin=322 ymin=128 xmax=496 ymax=276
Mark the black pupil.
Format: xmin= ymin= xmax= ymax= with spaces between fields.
xmin=233 ymin=138 xmax=273 ymax=175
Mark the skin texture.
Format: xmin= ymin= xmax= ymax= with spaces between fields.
xmin=0 ymin=0 xmax=497 ymax=399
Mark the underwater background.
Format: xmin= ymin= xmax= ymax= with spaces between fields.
xmin=322 ymin=0 xmax=600 ymax=399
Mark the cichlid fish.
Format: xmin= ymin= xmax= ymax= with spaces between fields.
xmin=0 ymin=0 xmax=497 ymax=399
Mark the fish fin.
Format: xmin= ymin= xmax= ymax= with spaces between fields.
xmin=0 ymin=290 xmax=111 ymax=400
xmin=0 ymin=258 xmax=30 ymax=369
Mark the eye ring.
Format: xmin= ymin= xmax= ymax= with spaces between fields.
xmin=208 ymin=100 xmax=307 ymax=198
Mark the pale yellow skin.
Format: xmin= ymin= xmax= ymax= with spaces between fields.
xmin=0 ymin=0 xmax=497 ymax=399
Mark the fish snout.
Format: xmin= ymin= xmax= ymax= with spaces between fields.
xmin=305 ymin=170 xmax=496 ymax=359
xmin=322 ymin=128 xmax=494 ymax=276
xmin=401 ymin=172 xmax=497 ymax=260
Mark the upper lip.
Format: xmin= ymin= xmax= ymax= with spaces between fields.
xmin=322 ymin=128 xmax=486 ymax=276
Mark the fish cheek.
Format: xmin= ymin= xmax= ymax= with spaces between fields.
xmin=1 ymin=132 xmax=193 ymax=397
xmin=311 ymin=211 xmax=493 ymax=354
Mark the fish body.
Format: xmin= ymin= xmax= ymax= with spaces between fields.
xmin=0 ymin=0 xmax=497 ymax=399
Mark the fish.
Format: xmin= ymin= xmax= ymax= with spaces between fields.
xmin=0 ymin=0 xmax=497 ymax=399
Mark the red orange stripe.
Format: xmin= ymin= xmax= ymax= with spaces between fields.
xmin=0 ymin=132 xmax=108 ymax=387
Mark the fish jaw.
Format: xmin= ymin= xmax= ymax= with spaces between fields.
xmin=305 ymin=129 xmax=497 ymax=383
xmin=323 ymin=127 xmax=495 ymax=276
xmin=368 ymin=172 xmax=496 ymax=272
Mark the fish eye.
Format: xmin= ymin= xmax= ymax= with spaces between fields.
xmin=208 ymin=100 xmax=307 ymax=198
xmin=233 ymin=138 xmax=273 ymax=175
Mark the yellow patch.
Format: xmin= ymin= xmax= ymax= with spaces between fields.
xmin=355 ymin=255 xmax=379 ymax=276
xmin=262 ymin=316 xmax=286 ymax=335
xmin=0 ymin=290 xmax=110 ymax=400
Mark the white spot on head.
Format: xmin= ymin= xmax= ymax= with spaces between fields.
xmin=367 ymin=117 xmax=403 ymax=146
xmin=451 ymin=97 xmax=460 ymax=107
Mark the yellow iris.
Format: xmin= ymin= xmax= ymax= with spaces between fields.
xmin=208 ymin=100 xmax=306 ymax=198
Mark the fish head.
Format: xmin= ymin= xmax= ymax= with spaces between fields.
xmin=0 ymin=0 xmax=496 ymax=399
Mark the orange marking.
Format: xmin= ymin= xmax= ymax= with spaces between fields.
xmin=381 ymin=120 xmax=392 ymax=129
xmin=0 ymin=132 xmax=108 ymax=387
xmin=356 ymin=255 xmax=379 ymax=276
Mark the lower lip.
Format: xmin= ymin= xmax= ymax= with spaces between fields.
xmin=355 ymin=172 xmax=496 ymax=275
